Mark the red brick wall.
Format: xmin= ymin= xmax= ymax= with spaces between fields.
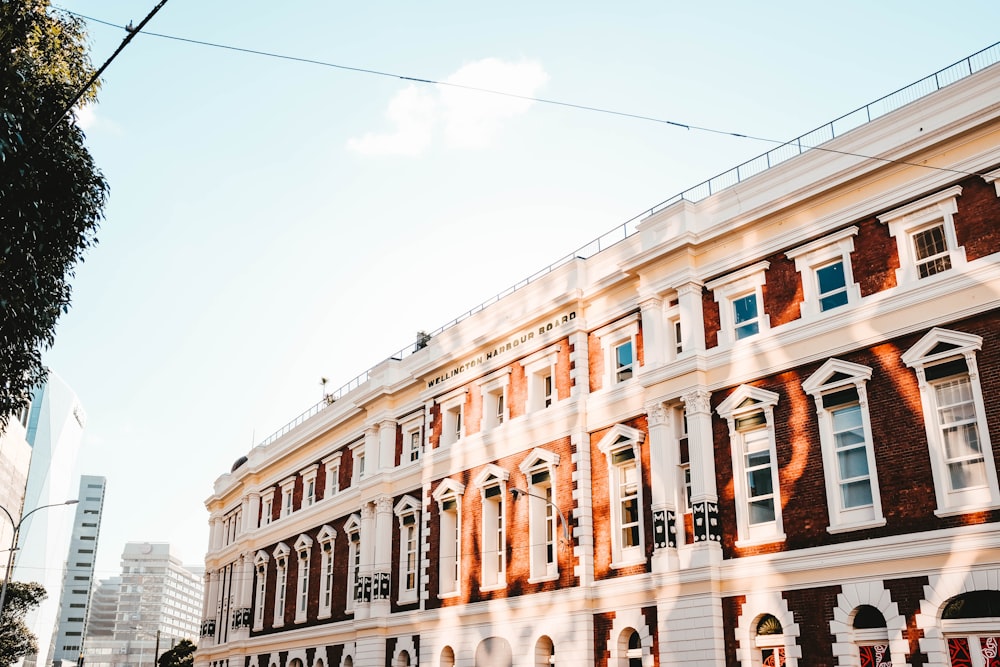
xmin=884 ymin=575 xmax=931 ymax=665
xmin=713 ymin=311 xmax=1000 ymax=560
xmin=784 ymin=586 xmax=840 ymax=666
xmin=593 ymin=610 xmax=615 ymax=667
xmin=641 ymin=605 xmax=660 ymax=667
xmin=722 ymin=594 xmax=745 ymax=667
xmin=954 ymin=174 xmax=1000 ymax=261
xmin=389 ymin=487 xmax=423 ymax=615
xmin=425 ymin=436 xmax=578 ymax=608
xmin=852 ymin=216 xmax=898 ymax=297
xmin=761 ymin=251 xmax=802 ymax=328
xmin=703 ymin=288 xmax=721 ymax=349
xmin=509 ymin=362 xmax=527 ymax=419
xmin=590 ymin=415 xmax=652 ymax=580
xmin=589 ymin=332 xmax=604 ymax=392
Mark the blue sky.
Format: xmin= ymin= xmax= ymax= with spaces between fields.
xmin=41 ymin=0 xmax=1000 ymax=578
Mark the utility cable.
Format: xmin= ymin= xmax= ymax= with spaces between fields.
xmin=45 ymin=0 xmax=171 ymax=137
xmin=57 ymin=7 xmax=989 ymax=181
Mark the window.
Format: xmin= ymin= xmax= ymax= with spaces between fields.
xmin=677 ymin=408 xmax=692 ymax=515
xmin=880 ymin=185 xmax=966 ymax=286
xmin=597 ymin=425 xmax=646 ymax=566
xmin=349 ymin=440 xmax=365 ymax=485
xmin=942 ymin=591 xmax=1000 ymax=667
xmin=706 ymin=261 xmax=770 ymax=345
xmin=293 ymin=535 xmax=312 ymax=623
xmin=479 ymin=371 xmax=510 ymax=430
xmin=316 ymin=525 xmax=336 ymax=619
xmin=716 ymin=385 xmax=785 ymax=545
xmin=438 ymin=390 xmax=467 ymax=447
xmin=786 ymin=227 xmax=861 ymax=317
xmin=902 ymin=328 xmax=1000 ymax=514
xmin=301 ymin=465 xmax=318 ymax=507
xmin=261 ymin=494 xmax=274 ymax=527
xmin=594 ymin=316 xmax=640 ymax=389
xmin=322 ymin=452 xmax=342 ymax=499
xmin=475 ymin=465 xmax=510 ymax=590
xmin=280 ymin=478 xmax=295 ymax=518
xmin=345 ymin=515 xmax=361 ymax=612
xmin=400 ymin=417 xmax=423 ymax=464
xmin=803 ymin=358 xmax=885 ymax=532
xmin=755 ymin=615 xmax=787 ymax=667
xmin=271 ymin=543 xmax=289 ymax=628
xmin=394 ymin=496 xmax=421 ymax=603
xmin=524 ymin=348 xmax=559 ymax=411
xmin=432 ymin=479 xmax=465 ymax=597
xmin=519 ymin=448 xmax=561 ymax=581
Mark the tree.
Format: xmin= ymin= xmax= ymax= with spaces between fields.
xmin=0 ymin=0 xmax=109 ymax=428
xmin=0 ymin=581 xmax=46 ymax=667
xmin=157 ymin=639 xmax=196 ymax=667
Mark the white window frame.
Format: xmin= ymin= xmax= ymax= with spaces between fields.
xmin=786 ymin=227 xmax=861 ymax=318
xmin=478 ymin=369 xmax=511 ymax=430
xmin=301 ymin=464 xmax=319 ymax=508
xmin=293 ymin=534 xmax=312 ymax=623
xmin=880 ymin=185 xmax=966 ymax=286
xmin=706 ymin=261 xmax=771 ymax=346
xmin=593 ymin=315 xmax=640 ymax=389
xmin=322 ymin=452 xmax=342 ymax=499
xmin=349 ymin=439 xmax=366 ymax=485
xmin=941 ymin=620 xmax=1000 ymax=667
xmin=280 ymin=477 xmax=295 ymax=518
xmin=524 ymin=347 xmax=559 ymax=412
xmin=716 ymin=385 xmax=785 ymax=546
xmin=902 ymin=328 xmax=1000 ymax=515
xmin=474 ymin=464 xmax=510 ymax=591
xmin=666 ymin=298 xmax=683 ymax=358
xmin=272 ymin=542 xmax=290 ymax=628
xmin=401 ymin=416 xmax=423 ymax=465
xmin=344 ymin=514 xmax=361 ymax=613
xmin=261 ymin=491 xmax=274 ymax=527
xmin=432 ymin=478 xmax=465 ymax=598
xmin=597 ymin=424 xmax=646 ymax=568
xmin=803 ymin=358 xmax=885 ymax=532
xmin=675 ymin=406 xmax=693 ymax=519
xmin=316 ymin=525 xmax=336 ymax=619
xmin=437 ymin=388 xmax=468 ymax=448
xmin=394 ymin=495 xmax=422 ymax=603
xmin=519 ymin=448 xmax=561 ymax=582
xmin=252 ymin=551 xmax=269 ymax=631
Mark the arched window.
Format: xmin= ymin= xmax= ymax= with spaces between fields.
xmin=342 ymin=658 xmax=353 ymax=667
xmin=941 ymin=591 xmax=1000 ymax=666
xmin=396 ymin=651 xmax=410 ymax=667
xmin=626 ymin=631 xmax=642 ymax=667
xmin=534 ymin=635 xmax=555 ymax=666
xmin=474 ymin=637 xmax=512 ymax=667
xmin=440 ymin=646 xmax=455 ymax=667
xmin=852 ymin=605 xmax=891 ymax=665
xmin=756 ymin=615 xmax=785 ymax=666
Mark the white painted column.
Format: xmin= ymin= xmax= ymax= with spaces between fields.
xmin=681 ymin=389 xmax=721 ymax=566
xmin=243 ymin=493 xmax=259 ymax=535
xmin=646 ymin=400 xmax=679 ymax=573
xmin=356 ymin=502 xmax=375 ymax=619
xmin=378 ymin=419 xmax=397 ymax=472
xmin=371 ymin=495 xmax=394 ymax=617
xmin=639 ymin=296 xmax=667 ymax=369
xmin=676 ymin=281 xmax=706 ymax=353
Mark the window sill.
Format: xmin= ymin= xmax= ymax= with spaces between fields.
xmin=479 ymin=581 xmax=507 ymax=593
xmin=527 ymin=573 xmax=559 ymax=584
xmin=317 ymin=610 xmax=332 ymax=620
xmin=437 ymin=590 xmax=461 ymax=600
xmin=934 ymin=501 xmax=1000 ymax=518
xmin=610 ymin=557 xmax=645 ymax=570
xmin=826 ymin=518 xmax=886 ymax=534
xmin=734 ymin=531 xmax=786 ymax=548
xmin=397 ymin=593 xmax=418 ymax=605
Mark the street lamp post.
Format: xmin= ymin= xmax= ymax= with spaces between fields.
xmin=0 ymin=499 xmax=79 ymax=616
xmin=131 ymin=627 xmax=161 ymax=667
xmin=509 ymin=487 xmax=571 ymax=542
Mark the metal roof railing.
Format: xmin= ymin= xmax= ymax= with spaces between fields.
xmin=254 ymin=40 xmax=1000 ymax=450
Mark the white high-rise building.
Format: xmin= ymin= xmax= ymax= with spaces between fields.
xmin=0 ymin=409 xmax=32 ymax=556
xmin=48 ymin=476 xmax=107 ymax=667
xmin=81 ymin=543 xmax=202 ymax=667
xmin=15 ymin=371 xmax=86 ymax=667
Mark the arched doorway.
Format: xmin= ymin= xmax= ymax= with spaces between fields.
xmin=474 ymin=637 xmax=512 ymax=667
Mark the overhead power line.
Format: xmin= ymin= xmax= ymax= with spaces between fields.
xmin=58 ymin=7 xmax=987 ymax=179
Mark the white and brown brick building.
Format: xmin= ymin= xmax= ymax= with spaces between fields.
xmin=197 ymin=46 xmax=1000 ymax=667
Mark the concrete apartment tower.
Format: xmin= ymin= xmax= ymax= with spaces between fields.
xmin=0 ymin=407 xmax=32 ymax=559
xmin=48 ymin=475 xmax=107 ymax=667
xmin=80 ymin=543 xmax=203 ymax=667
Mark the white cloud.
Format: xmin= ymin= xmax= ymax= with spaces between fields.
xmin=347 ymin=58 xmax=548 ymax=156
xmin=74 ymin=104 xmax=97 ymax=130
xmin=439 ymin=58 xmax=549 ymax=149
xmin=347 ymin=84 xmax=436 ymax=156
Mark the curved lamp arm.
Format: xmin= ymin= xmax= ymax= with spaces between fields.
xmin=509 ymin=487 xmax=571 ymax=543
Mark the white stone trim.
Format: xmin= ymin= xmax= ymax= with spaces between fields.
xmin=829 ymin=580 xmax=907 ymax=666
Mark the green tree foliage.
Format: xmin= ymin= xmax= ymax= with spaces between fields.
xmin=0 ymin=0 xmax=108 ymax=427
xmin=0 ymin=581 xmax=46 ymax=667
xmin=157 ymin=639 xmax=196 ymax=667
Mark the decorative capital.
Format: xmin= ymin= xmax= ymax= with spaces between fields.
xmin=645 ymin=401 xmax=669 ymax=427
xmin=681 ymin=389 xmax=712 ymax=415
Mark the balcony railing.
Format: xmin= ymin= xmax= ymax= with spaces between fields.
xmin=254 ymin=40 xmax=1000 ymax=450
